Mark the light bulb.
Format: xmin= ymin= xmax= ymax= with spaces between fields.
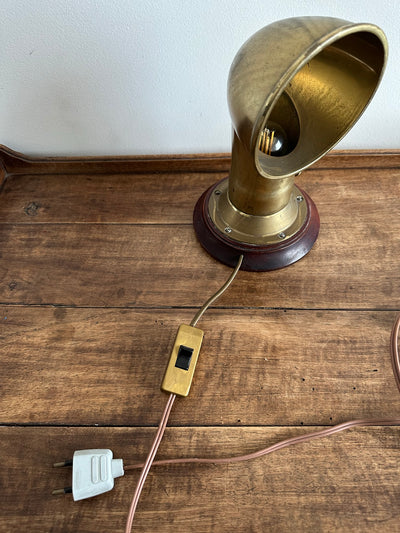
xmin=258 ymin=122 xmax=289 ymax=156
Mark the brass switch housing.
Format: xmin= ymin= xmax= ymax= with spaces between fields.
xmin=161 ymin=324 xmax=204 ymax=397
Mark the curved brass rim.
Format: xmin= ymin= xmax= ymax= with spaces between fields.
xmin=253 ymin=23 xmax=387 ymax=179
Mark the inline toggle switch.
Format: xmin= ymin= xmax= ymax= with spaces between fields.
xmin=161 ymin=324 xmax=204 ymax=396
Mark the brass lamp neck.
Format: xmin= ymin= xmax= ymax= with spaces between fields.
xmin=229 ymin=131 xmax=294 ymax=216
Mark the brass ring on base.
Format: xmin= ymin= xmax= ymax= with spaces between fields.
xmin=193 ymin=181 xmax=320 ymax=272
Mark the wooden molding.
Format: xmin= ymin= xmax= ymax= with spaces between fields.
xmin=0 ymin=144 xmax=399 ymax=177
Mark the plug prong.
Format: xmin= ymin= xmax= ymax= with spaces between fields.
xmin=53 ymin=459 xmax=73 ymax=468
xmin=52 ymin=486 xmax=72 ymax=495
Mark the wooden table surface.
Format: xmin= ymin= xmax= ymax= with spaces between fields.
xmin=0 ymin=146 xmax=399 ymax=532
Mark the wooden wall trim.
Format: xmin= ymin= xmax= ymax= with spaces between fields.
xmin=0 ymin=144 xmax=399 ymax=177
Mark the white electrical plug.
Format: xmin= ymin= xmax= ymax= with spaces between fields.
xmin=53 ymin=449 xmax=124 ymax=501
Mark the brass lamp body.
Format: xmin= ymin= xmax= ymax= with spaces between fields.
xmin=193 ymin=16 xmax=388 ymax=271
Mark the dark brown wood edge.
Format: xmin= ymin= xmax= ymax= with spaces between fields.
xmin=0 ymin=145 xmax=399 ymax=178
xmin=193 ymin=181 xmax=320 ymax=271
xmin=0 ymin=159 xmax=7 ymax=193
xmin=0 ymin=145 xmax=231 ymax=177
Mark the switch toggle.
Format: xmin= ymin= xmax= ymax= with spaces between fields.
xmin=175 ymin=345 xmax=194 ymax=371
xmin=161 ymin=324 xmax=204 ymax=397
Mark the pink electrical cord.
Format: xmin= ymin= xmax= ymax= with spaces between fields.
xmin=124 ymin=393 xmax=176 ymax=533
xmin=124 ymin=256 xmax=244 ymax=532
xmin=125 ymin=282 xmax=400 ymax=532
xmin=390 ymin=312 xmax=400 ymax=392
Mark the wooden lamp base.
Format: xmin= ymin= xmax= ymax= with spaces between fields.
xmin=193 ymin=182 xmax=320 ymax=271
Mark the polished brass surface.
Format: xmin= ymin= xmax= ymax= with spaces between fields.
xmin=207 ymin=16 xmax=387 ymax=247
xmin=209 ymin=179 xmax=307 ymax=244
xmin=161 ymin=324 xmax=204 ymax=397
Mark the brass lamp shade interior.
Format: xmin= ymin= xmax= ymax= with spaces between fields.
xmin=193 ymin=17 xmax=388 ymax=271
xmin=254 ymin=31 xmax=386 ymax=178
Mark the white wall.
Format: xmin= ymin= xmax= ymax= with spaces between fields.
xmin=0 ymin=1 xmax=398 ymax=156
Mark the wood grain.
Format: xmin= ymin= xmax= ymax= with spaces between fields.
xmin=1 ymin=162 xmax=399 ymax=226
xmin=0 ymin=162 xmax=399 ymax=309
xmin=0 ymin=426 xmax=399 ymax=533
xmin=0 ymin=148 xmax=399 ymax=532
xmin=0 ymin=306 xmax=398 ymax=426
xmin=0 ymin=145 xmax=232 ymax=176
xmin=0 ymin=170 xmax=221 ymax=224
xmin=0 ymin=220 xmax=399 ymax=308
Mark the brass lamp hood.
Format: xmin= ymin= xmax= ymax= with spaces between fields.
xmin=193 ymin=16 xmax=388 ymax=271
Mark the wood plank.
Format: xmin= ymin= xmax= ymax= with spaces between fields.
xmin=1 ymin=426 xmax=399 ymax=532
xmin=1 ymin=163 xmax=399 ymax=225
xmin=0 ymin=171 xmax=222 ymax=224
xmin=1 ymin=307 xmax=398 ymax=426
xmin=0 ymin=216 xmax=399 ymax=308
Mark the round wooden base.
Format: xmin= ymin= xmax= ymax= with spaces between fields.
xmin=193 ymin=182 xmax=320 ymax=271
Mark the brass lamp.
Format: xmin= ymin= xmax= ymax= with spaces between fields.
xmin=193 ymin=16 xmax=388 ymax=271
